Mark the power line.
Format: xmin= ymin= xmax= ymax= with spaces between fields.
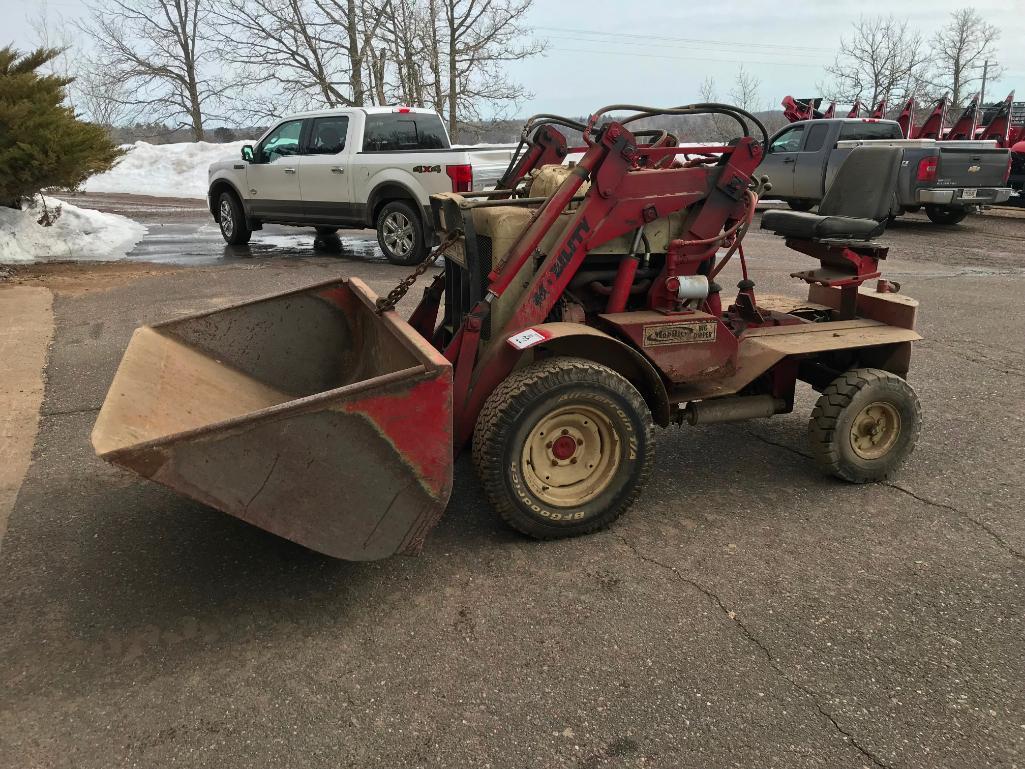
xmin=543 ymin=45 xmax=821 ymax=70
xmin=534 ymin=25 xmax=834 ymax=55
xmin=539 ymin=31 xmax=826 ymax=60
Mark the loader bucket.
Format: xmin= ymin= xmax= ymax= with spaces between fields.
xmin=91 ymin=277 xmax=453 ymax=561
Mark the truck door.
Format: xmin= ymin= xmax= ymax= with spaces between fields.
xmin=760 ymin=124 xmax=805 ymax=198
xmin=793 ymin=123 xmax=832 ymax=199
xmin=246 ymin=119 xmax=303 ymax=218
xmin=299 ymin=114 xmax=357 ymax=222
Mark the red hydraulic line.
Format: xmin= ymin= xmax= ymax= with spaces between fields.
xmin=606 ymin=255 xmax=639 ymax=313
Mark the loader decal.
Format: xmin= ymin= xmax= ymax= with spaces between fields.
xmin=531 ymin=218 xmax=591 ymax=308
xmin=642 ymin=321 xmax=717 ymax=347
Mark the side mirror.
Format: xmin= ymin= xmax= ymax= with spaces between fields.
xmin=241 ymin=145 xmax=254 ymax=162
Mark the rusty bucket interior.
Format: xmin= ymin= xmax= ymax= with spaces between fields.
xmin=92 ymin=277 xmax=453 ymax=561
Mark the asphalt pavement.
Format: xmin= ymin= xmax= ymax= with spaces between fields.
xmin=1 ymin=200 xmax=1023 ymax=769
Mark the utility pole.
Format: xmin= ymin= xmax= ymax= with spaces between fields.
xmin=980 ymin=59 xmax=989 ymax=105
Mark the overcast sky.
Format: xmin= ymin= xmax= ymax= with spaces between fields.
xmin=4 ymin=0 xmax=1023 ymax=117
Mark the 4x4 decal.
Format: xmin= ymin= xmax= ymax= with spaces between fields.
xmin=413 ymin=165 xmax=442 ymax=174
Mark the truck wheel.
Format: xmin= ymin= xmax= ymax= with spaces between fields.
xmin=376 ymin=200 xmax=426 ymax=265
xmin=787 ymin=199 xmax=816 ymax=212
xmin=473 ymin=357 xmax=654 ymax=539
xmin=217 ymin=191 xmax=252 ymax=245
xmin=808 ymin=368 xmax=921 ymax=483
xmin=924 ymin=205 xmax=968 ymax=225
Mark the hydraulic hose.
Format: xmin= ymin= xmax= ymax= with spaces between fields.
xmin=583 ymin=103 xmax=768 ymax=150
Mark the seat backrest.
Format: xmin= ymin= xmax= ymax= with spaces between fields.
xmin=818 ymin=145 xmax=902 ymax=220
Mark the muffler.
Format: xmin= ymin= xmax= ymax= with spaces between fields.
xmin=684 ymin=395 xmax=787 ymax=425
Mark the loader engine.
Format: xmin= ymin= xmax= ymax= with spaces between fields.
xmin=434 ymin=164 xmax=691 ymax=346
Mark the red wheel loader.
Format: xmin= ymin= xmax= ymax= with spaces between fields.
xmin=92 ymin=103 xmax=922 ymax=561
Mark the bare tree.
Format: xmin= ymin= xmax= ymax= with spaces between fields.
xmin=210 ymin=0 xmax=543 ymax=135
xmin=929 ymin=9 xmax=1002 ymax=107
xmin=212 ymin=0 xmax=347 ymax=118
xmin=211 ymin=0 xmax=391 ymax=120
xmin=823 ymin=15 xmax=930 ymax=107
xmin=698 ymin=76 xmax=733 ymax=142
xmin=729 ymin=65 xmax=761 ymax=113
xmin=433 ymin=0 xmax=543 ymax=141
xmin=27 ymin=2 xmax=76 ymax=90
xmin=79 ymin=0 xmax=222 ymax=140
xmin=699 ymin=68 xmax=761 ymax=142
xmin=28 ymin=3 xmax=131 ymax=129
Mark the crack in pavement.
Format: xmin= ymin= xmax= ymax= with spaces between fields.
xmin=744 ymin=430 xmax=1025 ymax=564
xmin=884 ymin=482 xmax=1025 ymax=563
xmin=913 ymin=342 xmax=1025 ymax=379
xmin=612 ymin=532 xmax=893 ymax=769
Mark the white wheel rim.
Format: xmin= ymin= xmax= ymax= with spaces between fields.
xmin=219 ymin=200 xmax=233 ymax=236
xmin=382 ymin=211 xmax=414 ymax=256
xmin=520 ymin=404 xmax=622 ymax=508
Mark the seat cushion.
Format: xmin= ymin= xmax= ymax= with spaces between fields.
xmin=761 ymin=209 xmax=885 ymax=240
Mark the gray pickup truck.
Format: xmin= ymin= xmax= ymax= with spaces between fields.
xmin=758 ymin=118 xmax=1012 ymax=224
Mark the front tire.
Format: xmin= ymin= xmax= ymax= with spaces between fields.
xmin=925 ymin=205 xmax=968 ymax=225
xmin=808 ymin=368 xmax=922 ymax=483
xmin=376 ymin=200 xmax=426 ymax=265
xmin=473 ymin=357 xmax=654 ymax=539
xmin=217 ymin=191 xmax=251 ymax=245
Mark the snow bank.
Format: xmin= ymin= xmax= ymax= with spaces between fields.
xmin=84 ymin=140 xmax=253 ymax=199
xmin=0 ymin=197 xmax=147 ymax=263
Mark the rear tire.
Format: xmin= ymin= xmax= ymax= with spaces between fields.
xmin=924 ymin=205 xmax=968 ymax=225
xmin=787 ymin=199 xmax=816 ymax=212
xmin=473 ymin=357 xmax=654 ymax=539
xmin=217 ymin=191 xmax=251 ymax=245
xmin=376 ymin=200 xmax=426 ymax=265
xmin=808 ymin=367 xmax=921 ymax=483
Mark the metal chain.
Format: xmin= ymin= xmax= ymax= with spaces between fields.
xmin=375 ymin=232 xmax=460 ymax=314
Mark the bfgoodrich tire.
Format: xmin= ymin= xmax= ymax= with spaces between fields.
xmin=376 ymin=200 xmax=426 ymax=265
xmin=473 ymin=357 xmax=654 ymax=539
xmin=217 ymin=191 xmax=252 ymax=245
xmin=808 ymin=368 xmax=922 ymax=483
xmin=924 ymin=205 xmax=968 ymax=225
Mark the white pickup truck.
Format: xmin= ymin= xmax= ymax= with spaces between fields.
xmin=207 ymin=107 xmax=515 ymax=264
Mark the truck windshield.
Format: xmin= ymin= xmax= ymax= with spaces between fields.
xmin=362 ymin=113 xmax=450 ymax=151
xmin=839 ymin=122 xmax=903 ymax=141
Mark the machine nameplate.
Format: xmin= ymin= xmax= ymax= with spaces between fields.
xmin=643 ymin=321 xmax=717 ymax=347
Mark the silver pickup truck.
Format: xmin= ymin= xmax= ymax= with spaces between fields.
xmin=758 ymin=118 xmax=1012 ymax=224
xmin=208 ymin=107 xmax=515 ymax=263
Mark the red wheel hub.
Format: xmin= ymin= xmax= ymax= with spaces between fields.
xmin=551 ymin=435 xmax=577 ymax=460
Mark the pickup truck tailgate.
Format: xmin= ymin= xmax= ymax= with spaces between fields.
xmin=938 ymin=148 xmax=1009 ymax=187
xmin=462 ymin=146 xmax=517 ymax=189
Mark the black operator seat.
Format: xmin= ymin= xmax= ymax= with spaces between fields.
xmin=761 ymin=145 xmax=902 ymax=240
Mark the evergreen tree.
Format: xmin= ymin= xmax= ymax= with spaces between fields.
xmin=0 ymin=46 xmax=123 ymax=207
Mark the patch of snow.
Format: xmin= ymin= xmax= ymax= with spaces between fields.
xmin=0 ymin=197 xmax=147 ymax=263
xmin=84 ymin=140 xmax=254 ymax=199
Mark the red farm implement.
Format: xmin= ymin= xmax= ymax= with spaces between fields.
xmin=94 ymin=103 xmax=924 ymax=560
xmin=783 ymin=91 xmax=1025 ymax=193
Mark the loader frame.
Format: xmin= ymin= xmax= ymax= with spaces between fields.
xmin=414 ymin=105 xmax=919 ymax=447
